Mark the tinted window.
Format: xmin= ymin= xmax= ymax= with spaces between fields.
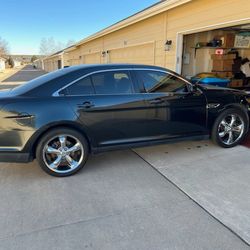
xmin=137 ymin=70 xmax=188 ymax=93
xmin=91 ymin=71 xmax=134 ymax=94
xmin=65 ymin=76 xmax=94 ymax=95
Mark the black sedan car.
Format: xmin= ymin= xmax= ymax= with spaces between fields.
xmin=0 ymin=64 xmax=249 ymax=177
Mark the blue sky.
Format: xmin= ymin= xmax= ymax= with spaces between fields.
xmin=0 ymin=0 xmax=158 ymax=55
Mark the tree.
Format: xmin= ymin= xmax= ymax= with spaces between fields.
xmin=31 ymin=55 xmax=38 ymax=63
xmin=66 ymin=39 xmax=76 ymax=48
xmin=39 ymin=37 xmax=58 ymax=56
xmin=7 ymin=56 xmax=14 ymax=68
xmin=0 ymin=37 xmax=9 ymax=57
xmin=39 ymin=37 xmax=76 ymax=56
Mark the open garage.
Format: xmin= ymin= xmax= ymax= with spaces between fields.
xmin=40 ymin=0 xmax=250 ymax=80
xmin=181 ymin=24 xmax=250 ymax=89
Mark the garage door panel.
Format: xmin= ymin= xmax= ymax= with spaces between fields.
xmin=84 ymin=53 xmax=101 ymax=64
xmin=110 ymin=44 xmax=154 ymax=65
xmin=70 ymin=59 xmax=80 ymax=66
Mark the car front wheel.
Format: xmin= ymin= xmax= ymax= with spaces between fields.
xmin=36 ymin=128 xmax=89 ymax=177
xmin=212 ymin=108 xmax=248 ymax=148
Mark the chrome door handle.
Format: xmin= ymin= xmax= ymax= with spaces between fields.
xmin=149 ymin=98 xmax=164 ymax=104
xmin=77 ymin=101 xmax=95 ymax=109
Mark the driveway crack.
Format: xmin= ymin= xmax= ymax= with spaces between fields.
xmin=131 ymin=149 xmax=250 ymax=247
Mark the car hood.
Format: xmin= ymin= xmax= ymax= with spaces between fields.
xmin=197 ymin=84 xmax=250 ymax=108
xmin=198 ymin=84 xmax=247 ymax=96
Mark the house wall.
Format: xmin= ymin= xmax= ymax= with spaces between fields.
xmin=43 ymin=55 xmax=61 ymax=72
xmin=0 ymin=59 xmax=5 ymax=72
xmin=34 ymin=60 xmax=43 ymax=69
xmin=65 ymin=13 xmax=166 ymax=68
xmin=43 ymin=0 xmax=250 ymax=72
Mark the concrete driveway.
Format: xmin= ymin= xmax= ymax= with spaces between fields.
xmin=135 ymin=140 xmax=250 ymax=245
xmin=0 ymin=66 xmax=249 ymax=249
xmin=0 ymin=151 xmax=248 ymax=250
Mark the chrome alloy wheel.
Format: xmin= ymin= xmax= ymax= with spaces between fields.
xmin=43 ymin=134 xmax=84 ymax=174
xmin=218 ymin=114 xmax=245 ymax=146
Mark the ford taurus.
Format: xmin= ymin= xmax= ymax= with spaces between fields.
xmin=0 ymin=64 xmax=248 ymax=176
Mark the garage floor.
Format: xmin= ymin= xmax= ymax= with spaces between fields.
xmin=134 ymin=140 xmax=250 ymax=245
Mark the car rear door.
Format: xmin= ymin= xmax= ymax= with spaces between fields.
xmin=135 ymin=70 xmax=208 ymax=139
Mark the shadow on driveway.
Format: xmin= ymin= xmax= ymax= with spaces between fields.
xmin=2 ymin=65 xmax=46 ymax=82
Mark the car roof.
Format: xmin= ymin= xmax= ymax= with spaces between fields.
xmin=10 ymin=64 xmax=179 ymax=97
xmin=65 ymin=63 xmax=168 ymax=72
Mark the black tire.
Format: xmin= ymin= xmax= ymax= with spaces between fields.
xmin=36 ymin=127 xmax=89 ymax=177
xmin=211 ymin=108 xmax=248 ymax=148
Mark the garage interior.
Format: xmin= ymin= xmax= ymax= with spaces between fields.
xmin=181 ymin=24 xmax=250 ymax=90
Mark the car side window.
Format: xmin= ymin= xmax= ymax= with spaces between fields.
xmin=136 ymin=70 xmax=188 ymax=93
xmin=65 ymin=76 xmax=95 ymax=95
xmin=91 ymin=71 xmax=134 ymax=94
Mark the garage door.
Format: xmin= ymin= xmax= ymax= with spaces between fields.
xmin=109 ymin=43 xmax=154 ymax=65
xmin=69 ymin=59 xmax=80 ymax=66
xmin=84 ymin=52 xmax=101 ymax=64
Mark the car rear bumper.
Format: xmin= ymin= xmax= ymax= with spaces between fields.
xmin=0 ymin=152 xmax=32 ymax=163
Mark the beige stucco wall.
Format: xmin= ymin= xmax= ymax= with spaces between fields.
xmin=43 ymin=55 xmax=60 ymax=72
xmin=59 ymin=13 xmax=166 ymax=69
xmin=43 ymin=0 xmax=250 ymax=72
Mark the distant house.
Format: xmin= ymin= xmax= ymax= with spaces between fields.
xmin=13 ymin=59 xmax=21 ymax=68
xmin=0 ymin=57 xmax=6 ymax=72
xmin=9 ymin=55 xmax=42 ymax=65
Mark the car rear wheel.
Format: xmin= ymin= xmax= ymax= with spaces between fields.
xmin=211 ymin=108 xmax=248 ymax=148
xmin=36 ymin=128 xmax=89 ymax=177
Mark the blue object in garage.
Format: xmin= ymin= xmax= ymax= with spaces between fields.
xmin=191 ymin=77 xmax=230 ymax=87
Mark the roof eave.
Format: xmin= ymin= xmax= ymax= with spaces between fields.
xmin=76 ymin=0 xmax=192 ymax=46
xmin=42 ymin=0 xmax=192 ymax=60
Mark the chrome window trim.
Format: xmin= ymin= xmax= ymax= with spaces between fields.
xmin=52 ymin=68 xmax=192 ymax=97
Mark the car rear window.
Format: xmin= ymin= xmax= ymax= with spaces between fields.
xmin=65 ymin=76 xmax=95 ymax=95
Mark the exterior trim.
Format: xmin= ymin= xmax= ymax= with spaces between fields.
xmin=91 ymin=134 xmax=209 ymax=154
xmin=206 ymin=103 xmax=221 ymax=109
xmin=106 ymin=40 xmax=155 ymax=52
xmin=75 ymin=0 xmax=192 ymax=47
xmin=52 ymin=68 xmax=193 ymax=97
xmin=178 ymin=17 xmax=250 ymax=35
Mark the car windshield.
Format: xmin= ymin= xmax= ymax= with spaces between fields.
xmin=10 ymin=67 xmax=74 ymax=95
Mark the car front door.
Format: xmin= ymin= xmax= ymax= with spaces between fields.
xmin=135 ymin=70 xmax=208 ymax=139
xmin=64 ymin=70 xmax=149 ymax=148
